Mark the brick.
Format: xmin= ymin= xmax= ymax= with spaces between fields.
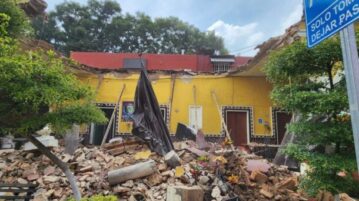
xmin=260 ymin=189 xmax=274 ymax=199
xmin=250 ymin=170 xmax=268 ymax=184
xmin=277 ymin=177 xmax=297 ymax=190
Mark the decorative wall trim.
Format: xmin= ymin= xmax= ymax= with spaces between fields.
xmin=221 ymin=106 xmax=254 ymax=142
xmin=95 ymin=103 xmax=119 ymax=136
xmin=118 ymin=104 xmax=170 ymax=136
xmin=160 ymin=104 xmax=170 ymax=128
xmin=271 ymin=107 xmax=291 ymax=144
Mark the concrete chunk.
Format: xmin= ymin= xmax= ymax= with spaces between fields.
xmin=166 ymin=185 xmax=204 ymax=201
xmin=23 ymin=135 xmax=58 ymax=151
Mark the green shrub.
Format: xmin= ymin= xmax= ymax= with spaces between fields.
xmin=265 ymin=39 xmax=359 ymax=196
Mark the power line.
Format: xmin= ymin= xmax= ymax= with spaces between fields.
xmin=230 ymin=43 xmax=258 ymax=53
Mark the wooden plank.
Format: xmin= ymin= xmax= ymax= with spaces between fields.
xmin=211 ymin=91 xmax=235 ymax=150
xmin=0 ymin=183 xmax=37 ymax=188
xmin=101 ymin=84 xmax=126 ymax=146
xmin=103 ymin=140 xmax=140 ymax=150
xmin=168 ymin=74 xmax=176 ymax=124
xmin=0 ymin=195 xmax=33 ymax=199
xmin=107 ymin=144 xmax=138 ymax=156
xmin=0 ymin=188 xmax=36 ymax=193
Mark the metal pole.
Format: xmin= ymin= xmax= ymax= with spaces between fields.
xmin=339 ymin=24 xmax=359 ymax=173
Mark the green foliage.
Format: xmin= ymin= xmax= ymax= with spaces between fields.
xmin=265 ymin=38 xmax=358 ymax=196
xmin=270 ymin=83 xmax=349 ymax=114
xmin=284 ymin=144 xmax=358 ymax=196
xmin=0 ymin=0 xmax=32 ymax=37
xmin=0 ymin=14 xmax=10 ymax=37
xmin=31 ymin=0 xmax=227 ymax=55
xmin=0 ymin=14 xmax=106 ymax=136
xmin=67 ymin=195 xmax=117 ymax=201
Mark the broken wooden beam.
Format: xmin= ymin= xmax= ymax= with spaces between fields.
xmin=103 ymin=140 xmax=140 ymax=150
xmin=106 ymin=144 xmax=139 ymax=156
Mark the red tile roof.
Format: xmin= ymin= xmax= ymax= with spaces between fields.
xmin=70 ymin=52 xmax=251 ymax=72
xmin=235 ymin=56 xmax=252 ymax=65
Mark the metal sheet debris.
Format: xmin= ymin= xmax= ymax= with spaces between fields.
xmin=131 ymin=70 xmax=174 ymax=156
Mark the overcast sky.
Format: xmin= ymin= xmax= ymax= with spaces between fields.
xmin=47 ymin=0 xmax=303 ymax=56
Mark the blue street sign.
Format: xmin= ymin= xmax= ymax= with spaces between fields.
xmin=304 ymin=0 xmax=359 ymax=48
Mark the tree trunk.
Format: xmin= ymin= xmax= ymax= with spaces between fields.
xmin=327 ymin=65 xmax=334 ymax=90
xmin=27 ymin=135 xmax=81 ymax=201
xmin=64 ymin=124 xmax=80 ymax=155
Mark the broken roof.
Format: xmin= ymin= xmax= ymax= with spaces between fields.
xmin=70 ymin=52 xmax=252 ymax=73
xmin=18 ymin=0 xmax=47 ymax=17
xmin=229 ymin=19 xmax=304 ymax=77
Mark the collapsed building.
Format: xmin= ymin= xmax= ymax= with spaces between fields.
xmin=69 ymin=52 xmax=292 ymax=152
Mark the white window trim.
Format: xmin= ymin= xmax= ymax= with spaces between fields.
xmin=189 ymin=105 xmax=203 ymax=131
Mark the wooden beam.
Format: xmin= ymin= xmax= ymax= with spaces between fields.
xmin=168 ymin=74 xmax=176 ymax=128
xmin=211 ymin=91 xmax=235 ymax=150
xmin=101 ymin=84 xmax=126 ymax=146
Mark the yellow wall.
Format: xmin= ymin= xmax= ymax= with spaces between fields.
xmin=79 ymin=72 xmax=273 ymax=137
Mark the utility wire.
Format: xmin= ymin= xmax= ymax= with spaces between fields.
xmin=230 ymin=43 xmax=258 ymax=53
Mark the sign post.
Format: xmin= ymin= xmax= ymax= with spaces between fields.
xmin=339 ymin=25 xmax=359 ymax=173
xmin=304 ymin=0 xmax=359 ymax=47
xmin=304 ymin=0 xmax=359 ymax=172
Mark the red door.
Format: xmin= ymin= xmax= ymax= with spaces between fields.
xmin=226 ymin=111 xmax=248 ymax=146
xmin=276 ymin=112 xmax=292 ymax=144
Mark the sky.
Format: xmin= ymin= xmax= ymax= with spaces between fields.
xmin=46 ymin=0 xmax=303 ymax=56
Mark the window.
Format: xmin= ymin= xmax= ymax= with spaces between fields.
xmin=90 ymin=103 xmax=117 ymax=145
xmin=189 ymin=106 xmax=202 ymax=130
xmin=213 ymin=63 xmax=230 ymax=73
xmin=159 ymin=105 xmax=169 ymax=127
xmin=159 ymin=106 xmax=168 ymax=123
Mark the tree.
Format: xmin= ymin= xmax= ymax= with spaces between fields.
xmin=0 ymin=11 xmax=106 ymax=201
xmin=0 ymin=0 xmax=32 ymax=38
xmin=265 ymin=39 xmax=359 ymax=196
xmin=31 ymin=0 xmax=227 ymax=55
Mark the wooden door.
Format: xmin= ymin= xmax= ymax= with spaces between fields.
xmin=276 ymin=112 xmax=292 ymax=144
xmin=226 ymin=111 xmax=248 ymax=146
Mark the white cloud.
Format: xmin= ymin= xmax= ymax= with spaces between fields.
xmin=207 ymin=20 xmax=264 ymax=56
xmin=281 ymin=4 xmax=303 ymax=32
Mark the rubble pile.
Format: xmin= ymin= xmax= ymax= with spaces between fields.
xmin=0 ymin=139 xmax=309 ymax=201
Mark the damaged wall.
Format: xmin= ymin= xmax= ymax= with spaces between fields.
xmin=78 ymin=72 xmax=273 ymax=141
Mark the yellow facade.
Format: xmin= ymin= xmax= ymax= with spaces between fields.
xmin=78 ymin=72 xmax=273 ymax=138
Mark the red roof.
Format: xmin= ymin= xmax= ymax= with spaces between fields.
xmin=235 ymin=56 xmax=252 ymax=65
xmin=70 ymin=52 xmax=251 ymax=72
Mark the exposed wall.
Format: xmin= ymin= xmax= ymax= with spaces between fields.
xmin=78 ymin=72 xmax=273 ymax=138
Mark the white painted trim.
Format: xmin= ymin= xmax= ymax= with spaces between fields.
xmin=188 ymin=105 xmax=203 ymax=131
xmin=210 ymin=58 xmax=235 ymax=63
